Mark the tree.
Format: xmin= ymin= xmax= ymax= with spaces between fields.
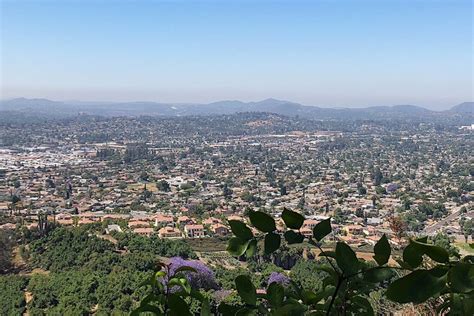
xmin=375 ymin=186 xmax=386 ymax=195
xmin=371 ymin=195 xmax=377 ymax=208
xmin=461 ymin=218 xmax=473 ymax=242
xmin=223 ymin=183 xmax=233 ymax=199
xmin=0 ymin=230 xmax=14 ymax=273
xmin=358 ymin=186 xmax=367 ymax=195
xmin=431 ymin=233 xmax=459 ymax=258
xmin=156 ymin=180 xmax=171 ymax=192
xmin=0 ymin=276 xmax=28 ymax=315
xmin=278 ymin=179 xmax=287 ymax=196
xmin=297 ymin=196 xmax=305 ymax=210
xmin=373 ymin=167 xmax=383 ymax=186
xmin=389 ymin=216 xmax=406 ymax=242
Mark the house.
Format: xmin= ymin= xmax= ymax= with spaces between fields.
xmin=103 ymin=214 xmax=130 ymax=221
xmin=228 ymin=215 xmax=244 ymax=222
xmin=276 ymin=219 xmax=286 ymax=232
xmin=158 ymin=226 xmax=182 ymax=238
xmin=203 ymin=217 xmax=221 ymax=225
xmin=0 ymin=223 xmax=16 ymax=230
xmin=133 ymin=227 xmax=154 ymax=237
xmin=367 ymin=217 xmax=383 ymax=226
xmin=178 ymin=216 xmax=194 ymax=225
xmin=78 ymin=218 xmax=96 ymax=225
xmin=184 ymin=224 xmax=205 ymax=238
xmin=128 ymin=220 xmax=150 ymax=228
xmin=106 ymin=224 xmax=123 ymax=234
xmin=302 ymin=219 xmax=318 ymax=230
xmin=154 ymin=214 xmax=174 ymax=226
xmin=212 ymin=223 xmax=229 ymax=236
xmin=343 ymin=224 xmax=364 ymax=235
xmin=300 ymin=227 xmax=312 ymax=238
xmin=57 ymin=219 xmax=74 ymax=226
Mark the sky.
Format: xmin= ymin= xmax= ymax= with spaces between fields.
xmin=0 ymin=0 xmax=472 ymax=110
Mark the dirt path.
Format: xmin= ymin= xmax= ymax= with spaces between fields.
xmin=97 ymin=234 xmax=118 ymax=244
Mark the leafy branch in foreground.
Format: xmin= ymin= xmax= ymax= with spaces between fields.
xmin=135 ymin=207 xmax=474 ymax=315
xmin=222 ymin=208 xmax=474 ymax=315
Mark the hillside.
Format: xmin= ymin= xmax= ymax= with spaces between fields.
xmin=2 ymin=97 xmax=471 ymax=120
xmin=450 ymin=102 xmax=473 ymax=113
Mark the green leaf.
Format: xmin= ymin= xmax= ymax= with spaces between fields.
xmin=227 ymin=237 xmax=249 ymax=257
xmin=403 ymin=239 xmax=449 ymax=267
xmin=403 ymin=242 xmax=423 ymax=268
xmin=288 ymin=280 xmax=303 ymax=300
xmin=373 ymin=234 xmax=391 ymax=266
xmin=412 ymin=240 xmax=449 ymax=263
xmin=235 ymin=307 xmax=257 ymax=316
xmin=272 ymin=303 xmax=307 ymax=316
xmin=282 ymin=208 xmax=305 ymax=229
xmin=335 ymin=242 xmax=360 ymax=275
xmin=301 ymin=290 xmax=319 ymax=305
xmin=168 ymin=277 xmax=191 ymax=294
xmin=155 ymin=270 xmax=167 ymax=278
xmin=351 ymin=296 xmax=374 ymax=316
xmin=386 ymin=270 xmax=447 ymax=303
xmin=235 ymin=275 xmax=257 ymax=306
xmin=200 ymin=298 xmax=211 ymax=316
xmin=267 ymin=282 xmax=285 ymax=307
xmin=168 ymin=294 xmax=192 ymax=316
xmin=249 ymin=211 xmax=276 ymax=232
xmin=450 ymin=262 xmax=474 ymax=293
xmin=429 ymin=266 xmax=449 ymax=278
xmin=190 ymin=289 xmax=205 ymax=301
xmin=218 ymin=303 xmax=240 ymax=315
xmin=312 ymin=218 xmax=331 ymax=241
xmin=284 ymin=230 xmax=305 ymax=244
xmin=229 ymin=220 xmax=253 ymax=240
xmin=416 ymin=236 xmax=428 ymax=243
xmin=363 ymin=267 xmax=393 ymax=283
xmin=174 ymin=266 xmax=197 ymax=275
xmin=302 ymin=287 xmax=334 ymax=305
xmin=395 ymin=258 xmax=413 ymax=270
xmin=264 ymin=232 xmax=281 ymax=254
xmin=245 ymin=239 xmax=257 ymax=257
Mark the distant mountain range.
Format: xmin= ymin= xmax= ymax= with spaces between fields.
xmin=449 ymin=102 xmax=474 ymax=113
xmin=0 ymin=97 xmax=472 ymax=120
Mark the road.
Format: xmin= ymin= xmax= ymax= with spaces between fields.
xmin=423 ymin=206 xmax=464 ymax=235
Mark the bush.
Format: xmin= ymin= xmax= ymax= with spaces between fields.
xmin=0 ymin=275 xmax=28 ymax=315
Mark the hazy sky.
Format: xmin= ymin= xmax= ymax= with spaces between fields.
xmin=1 ymin=0 xmax=472 ymax=109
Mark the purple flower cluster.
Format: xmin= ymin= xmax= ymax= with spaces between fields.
xmin=386 ymin=183 xmax=399 ymax=193
xmin=267 ymin=272 xmax=290 ymax=286
xmin=168 ymin=257 xmax=219 ymax=291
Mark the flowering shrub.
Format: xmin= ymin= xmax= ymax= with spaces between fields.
xmin=267 ymin=272 xmax=290 ymax=287
xmin=168 ymin=257 xmax=219 ymax=291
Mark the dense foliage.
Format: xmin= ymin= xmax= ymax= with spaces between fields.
xmin=0 ymin=229 xmax=15 ymax=273
xmin=29 ymin=227 xmax=116 ymax=272
xmin=0 ymin=226 xmax=202 ymax=315
xmin=115 ymin=233 xmax=197 ymax=259
xmin=0 ymin=275 xmax=28 ymax=315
